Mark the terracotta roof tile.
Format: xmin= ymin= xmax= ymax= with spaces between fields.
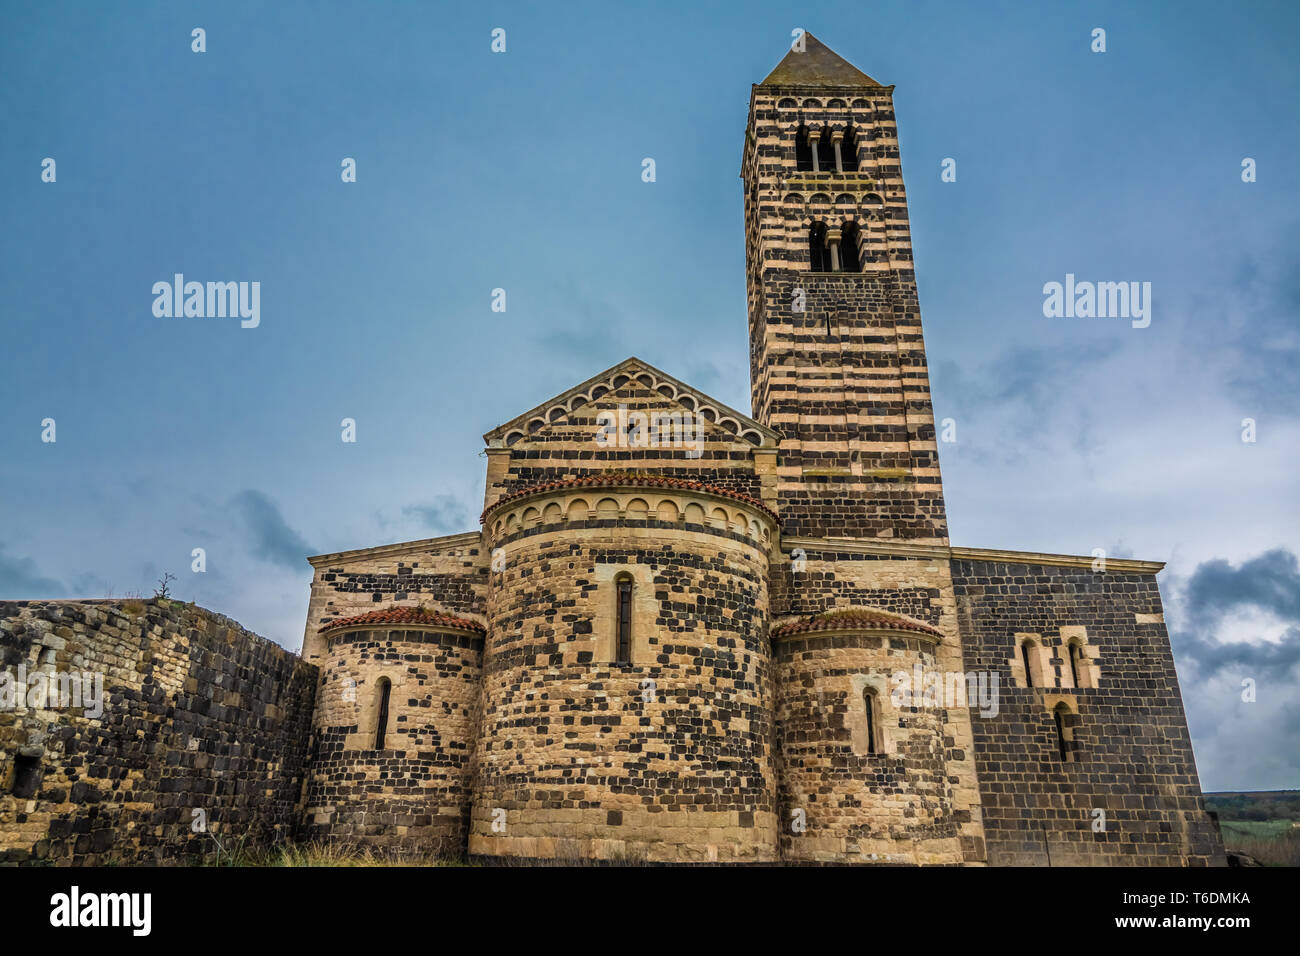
xmin=319 ymin=607 xmax=485 ymax=635
xmin=481 ymin=474 xmax=780 ymax=525
xmin=772 ymin=609 xmax=942 ymax=639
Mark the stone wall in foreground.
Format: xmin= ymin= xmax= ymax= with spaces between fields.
xmin=0 ymin=600 xmax=317 ymax=865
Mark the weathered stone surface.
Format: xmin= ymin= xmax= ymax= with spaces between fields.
xmin=0 ymin=600 xmax=316 ymax=865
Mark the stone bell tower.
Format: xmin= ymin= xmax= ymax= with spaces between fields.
xmin=742 ymin=33 xmax=948 ymax=543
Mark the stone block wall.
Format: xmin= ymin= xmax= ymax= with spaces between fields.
xmin=0 ymin=600 xmax=316 ymax=865
xmin=951 ymin=558 xmax=1226 ymax=866
xmin=471 ymin=485 xmax=779 ymax=862
xmin=301 ymin=623 xmax=484 ymax=857
xmin=770 ymin=544 xmax=985 ymax=864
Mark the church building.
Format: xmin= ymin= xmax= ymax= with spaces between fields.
xmin=298 ymin=34 xmax=1225 ymax=866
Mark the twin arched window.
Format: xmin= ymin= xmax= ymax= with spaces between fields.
xmin=808 ymin=220 xmax=863 ymax=273
xmin=795 ymin=124 xmax=860 ymax=173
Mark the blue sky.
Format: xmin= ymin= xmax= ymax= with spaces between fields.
xmin=2 ymin=1 xmax=1297 ymax=790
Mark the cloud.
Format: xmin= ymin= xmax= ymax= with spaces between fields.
xmin=229 ymin=490 xmax=314 ymax=569
xmin=1167 ymin=548 xmax=1300 ymax=790
xmin=1172 ymin=549 xmax=1300 ymax=678
xmin=1183 ymin=548 xmax=1300 ymax=622
xmin=0 ymin=544 xmax=65 ymax=598
xmin=401 ymin=496 xmax=469 ymax=534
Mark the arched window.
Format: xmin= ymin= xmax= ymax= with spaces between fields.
xmin=1053 ymin=703 xmax=1071 ymax=761
xmin=1067 ymin=641 xmax=1082 ymax=688
xmin=374 ymin=677 xmax=391 ymax=749
xmin=615 ymin=574 xmax=633 ymax=664
xmin=816 ymin=129 xmax=836 ymax=173
xmin=1021 ymin=640 xmax=1035 ymax=688
xmin=795 ymin=126 xmax=813 ymax=171
xmin=840 ymin=221 xmax=862 ymax=272
xmin=809 ymin=222 xmax=829 ymax=272
xmin=840 ymin=126 xmax=860 ymax=172
xmin=862 ymin=688 xmax=879 ymax=755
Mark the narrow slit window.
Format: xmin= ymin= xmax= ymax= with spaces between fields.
xmin=375 ymin=677 xmax=391 ymax=749
xmin=616 ymin=576 xmax=633 ymax=664
xmin=1021 ymin=641 xmax=1035 ymax=688
xmin=1068 ymin=642 xmax=1081 ymax=688
xmin=1053 ymin=704 xmax=1070 ymax=761
xmin=863 ymin=689 xmax=878 ymax=755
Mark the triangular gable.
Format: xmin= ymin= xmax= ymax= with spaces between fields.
xmin=483 ymin=357 xmax=779 ymax=449
xmin=761 ymin=32 xmax=881 ymax=88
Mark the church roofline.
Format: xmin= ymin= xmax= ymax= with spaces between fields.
xmin=782 ymin=536 xmax=1166 ymax=575
xmin=319 ymin=606 xmax=485 ymax=635
xmin=481 ymin=355 xmax=780 ymax=447
xmin=306 ymin=529 xmax=480 ymax=568
xmin=772 ymin=609 xmax=943 ymax=641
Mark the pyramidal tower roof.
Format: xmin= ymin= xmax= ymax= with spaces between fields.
xmin=760 ymin=32 xmax=881 ymax=88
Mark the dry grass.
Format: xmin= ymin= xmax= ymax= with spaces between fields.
xmin=207 ymin=841 xmax=465 ymax=867
xmin=1221 ymin=821 xmax=1300 ymax=867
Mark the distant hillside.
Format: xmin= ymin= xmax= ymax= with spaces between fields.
xmin=1204 ymin=791 xmax=1300 ymax=866
xmin=1205 ymin=790 xmax=1300 ymax=822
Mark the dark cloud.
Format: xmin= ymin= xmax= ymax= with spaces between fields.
xmin=1169 ymin=548 xmax=1300 ymax=789
xmin=1171 ymin=548 xmax=1300 ymax=680
xmin=1183 ymin=548 xmax=1300 ymax=621
xmin=230 ymin=490 xmax=314 ymax=569
xmin=401 ymin=497 xmax=469 ymax=535
xmin=0 ymin=545 xmax=65 ymax=598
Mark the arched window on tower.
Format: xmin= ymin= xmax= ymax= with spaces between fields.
xmin=1021 ymin=639 xmax=1036 ymax=688
xmin=809 ymin=222 xmax=829 ymax=272
xmin=862 ymin=688 xmax=880 ymax=755
xmin=1067 ymin=641 xmax=1082 ymax=688
xmin=615 ymin=574 xmax=633 ymax=664
xmin=840 ymin=221 xmax=862 ymax=272
xmin=840 ymin=125 xmax=860 ymax=172
xmin=795 ymin=126 xmax=813 ymax=171
xmin=816 ymin=129 xmax=836 ymax=173
xmin=374 ymin=677 xmax=391 ymax=749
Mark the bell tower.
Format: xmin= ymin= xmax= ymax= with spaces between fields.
xmin=742 ymin=33 xmax=948 ymax=543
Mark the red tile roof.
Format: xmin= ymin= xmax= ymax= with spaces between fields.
xmin=772 ymin=609 xmax=942 ymax=639
xmin=319 ymin=606 xmax=485 ymax=635
xmin=481 ymin=473 xmax=780 ymax=525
